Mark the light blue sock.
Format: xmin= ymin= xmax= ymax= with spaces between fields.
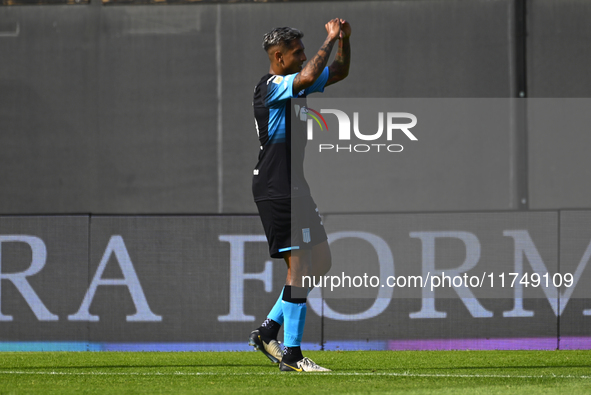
xmin=282 ymin=300 xmax=307 ymax=347
xmin=267 ymin=287 xmax=284 ymax=325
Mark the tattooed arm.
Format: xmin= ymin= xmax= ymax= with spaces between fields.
xmin=326 ymin=19 xmax=351 ymax=86
xmin=292 ymin=18 xmax=341 ymax=94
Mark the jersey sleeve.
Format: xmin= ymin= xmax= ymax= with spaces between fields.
xmin=304 ymin=67 xmax=329 ymax=95
xmin=264 ymin=67 xmax=329 ymax=106
xmin=264 ymin=74 xmax=297 ymax=106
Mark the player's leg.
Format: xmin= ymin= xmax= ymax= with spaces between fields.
xmin=255 ymin=238 xmax=330 ymax=357
xmin=253 ymin=238 xmax=330 ymax=353
xmin=248 ymin=291 xmax=284 ymax=363
xmin=311 ymin=240 xmax=332 ymax=280
xmin=248 ymin=260 xmax=286 ymax=364
xmin=279 ymin=249 xmax=331 ymax=372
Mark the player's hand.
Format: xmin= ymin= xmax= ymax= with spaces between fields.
xmin=339 ymin=19 xmax=351 ymax=39
xmin=325 ymin=18 xmax=341 ymax=41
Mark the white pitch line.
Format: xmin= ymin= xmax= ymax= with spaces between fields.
xmin=0 ymin=371 xmax=590 ymax=379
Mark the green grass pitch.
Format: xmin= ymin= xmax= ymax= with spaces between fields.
xmin=1 ymin=350 xmax=591 ymax=394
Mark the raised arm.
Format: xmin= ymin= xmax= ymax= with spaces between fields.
xmin=326 ymin=19 xmax=351 ymax=86
xmin=292 ymin=19 xmax=341 ymax=94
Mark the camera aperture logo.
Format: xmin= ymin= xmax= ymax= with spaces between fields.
xmin=295 ymin=105 xmax=418 ymax=153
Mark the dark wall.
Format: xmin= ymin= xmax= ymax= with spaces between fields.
xmin=1 ymin=212 xmax=590 ymax=350
xmin=1 ymin=5 xmax=219 ymax=213
xmin=527 ymin=0 xmax=591 ymax=209
xmin=0 ymin=0 xmax=589 ymax=214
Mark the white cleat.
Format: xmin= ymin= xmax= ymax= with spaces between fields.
xmin=280 ymin=357 xmax=331 ymax=372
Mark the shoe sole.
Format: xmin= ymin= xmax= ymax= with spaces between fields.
xmin=279 ymin=362 xmax=303 ymax=372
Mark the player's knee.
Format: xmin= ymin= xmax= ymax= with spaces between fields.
xmin=321 ymin=255 xmax=332 ymax=276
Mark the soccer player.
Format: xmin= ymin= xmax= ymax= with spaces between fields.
xmin=248 ymin=19 xmax=351 ymax=372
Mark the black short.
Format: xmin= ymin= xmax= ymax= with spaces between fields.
xmin=256 ymin=196 xmax=328 ymax=259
